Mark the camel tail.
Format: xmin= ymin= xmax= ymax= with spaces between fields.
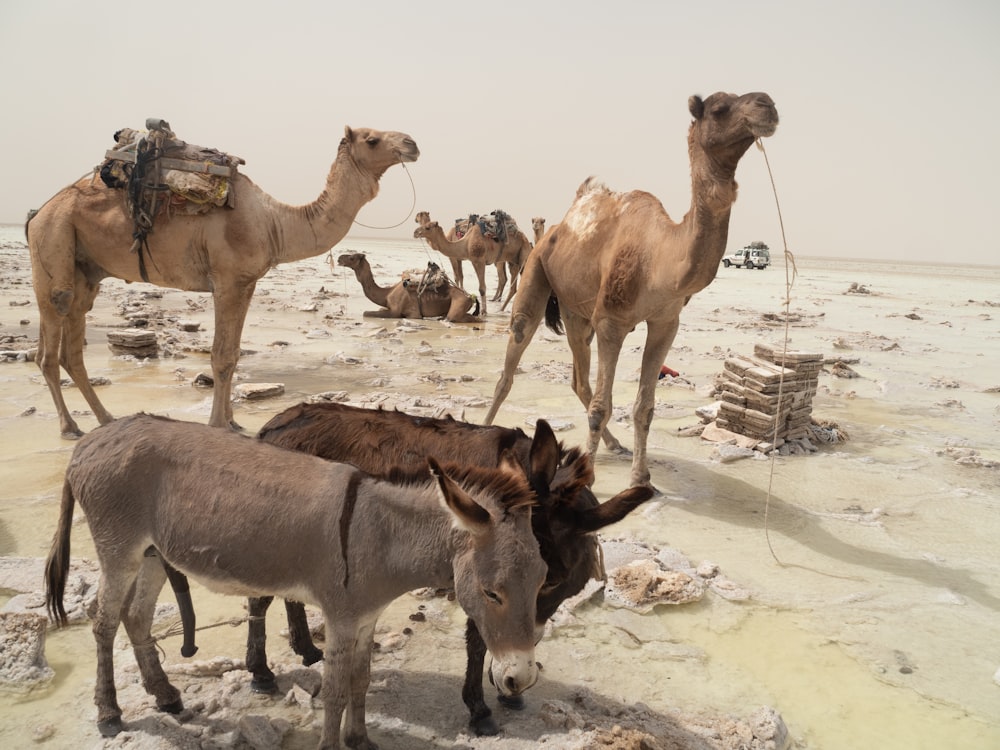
xmin=471 ymin=295 xmax=481 ymax=316
xmin=25 ymin=209 xmax=38 ymax=241
xmin=44 ymin=478 xmax=76 ymax=627
xmin=544 ymin=294 xmax=564 ymax=335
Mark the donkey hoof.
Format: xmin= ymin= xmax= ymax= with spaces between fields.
xmin=497 ymin=693 xmax=525 ymax=710
xmin=301 ymin=646 xmax=324 ymax=666
xmin=157 ymin=699 xmax=184 ymax=714
xmin=251 ymin=676 xmax=278 ymax=694
xmin=471 ymin=715 xmax=501 ymax=737
xmin=98 ymin=717 xmax=124 ymax=737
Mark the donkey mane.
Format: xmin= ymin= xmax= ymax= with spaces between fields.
xmin=381 ymin=461 xmax=537 ymax=514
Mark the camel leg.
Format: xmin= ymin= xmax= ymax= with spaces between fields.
xmin=246 ymin=595 xmax=277 ymax=692
xmin=59 ymin=273 xmax=115 ymax=425
xmin=500 ymin=263 xmax=520 ymax=312
xmin=586 ymin=318 xmax=631 ymax=463
xmin=462 ymin=619 xmax=498 ymax=736
xmin=483 ymin=254 xmax=551 ymax=425
xmin=562 ymin=312 xmax=627 ymax=454
xmin=122 ymin=555 xmax=183 ymax=714
xmin=208 ymin=281 xmax=257 ymax=431
xmin=472 ymin=261 xmax=489 ymax=316
xmin=492 ymin=261 xmax=507 ymax=302
xmin=342 ymin=617 xmax=378 ymax=750
xmin=450 ymin=258 xmax=464 ymax=290
xmin=628 ymin=318 xmax=681 ymax=489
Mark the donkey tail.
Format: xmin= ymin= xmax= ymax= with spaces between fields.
xmin=44 ymin=479 xmax=76 ymax=627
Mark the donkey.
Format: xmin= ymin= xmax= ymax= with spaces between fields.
xmin=252 ymin=401 xmax=654 ymax=735
xmin=45 ymin=413 xmax=547 ymax=750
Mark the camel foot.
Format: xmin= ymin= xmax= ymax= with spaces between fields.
xmin=344 ymin=731 xmax=379 ymax=750
xmin=61 ymin=426 xmax=84 ymax=440
xmin=497 ymin=693 xmax=525 ymax=710
xmin=471 ymin=713 xmax=501 ymax=736
xmin=97 ymin=717 xmax=124 ymax=737
xmin=250 ymin=676 xmax=278 ymax=694
xmin=157 ymin=699 xmax=184 ymax=714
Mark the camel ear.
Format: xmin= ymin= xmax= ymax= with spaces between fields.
xmin=527 ymin=419 xmax=560 ymax=498
xmin=428 ymin=457 xmax=491 ymax=535
xmin=343 ymin=125 xmax=354 ymax=143
xmin=689 ymin=95 xmax=705 ymax=120
xmin=430 ymin=221 xmax=439 ymax=229
xmin=572 ymin=486 xmax=654 ymax=533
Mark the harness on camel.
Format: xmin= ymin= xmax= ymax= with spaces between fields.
xmin=97 ymin=118 xmax=244 ymax=282
xmin=401 ymin=262 xmax=479 ymax=317
xmin=453 ymin=209 xmax=518 ymax=244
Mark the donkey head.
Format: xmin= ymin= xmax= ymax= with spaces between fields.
xmin=429 ymin=457 xmax=545 ymax=698
xmin=524 ymin=421 xmax=655 ymax=622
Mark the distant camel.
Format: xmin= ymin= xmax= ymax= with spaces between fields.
xmin=531 ymin=216 xmax=546 ymax=244
xmin=27 ymin=125 xmax=418 ymax=438
xmin=485 ymin=92 xmax=779 ymax=489
xmin=337 ymin=252 xmax=481 ymax=323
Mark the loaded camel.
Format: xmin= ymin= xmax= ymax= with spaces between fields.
xmin=242 ymin=402 xmax=653 ymax=735
xmin=485 ymin=91 xmax=779 ymax=490
xmin=46 ymin=413 xmax=546 ymax=750
xmin=414 ymin=211 xmax=532 ymax=312
xmin=337 ymin=252 xmax=482 ymax=323
xmin=27 ymin=125 xmax=418 ymax=438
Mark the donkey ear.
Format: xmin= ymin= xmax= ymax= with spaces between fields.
xmin=527 ymin=419 xmax=560 ymax=497
xmin=428 ymin=457 xmax=491 ymax=534
xmin=571 ymin=486 xmax=654 ymax=533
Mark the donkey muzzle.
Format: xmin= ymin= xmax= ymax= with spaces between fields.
xmin=489 ymin=651 xmax=539 ymax=697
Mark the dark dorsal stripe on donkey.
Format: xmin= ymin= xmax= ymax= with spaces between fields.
xmin=251 ymin=401 xmax=653 ymax=736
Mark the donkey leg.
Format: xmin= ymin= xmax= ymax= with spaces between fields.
xmin=247 ymin=595 xmax=277 ymax=693
xmin=91 ymin=567 xmax=137 ymax=736
xmin=462 ymin=619 xmax=499 ymax=736
xmin=318 ymin=618 xmax=353 ymax=750
xmin=122 ymin=556 xmax=183 ymax=714
xmin=285 ymin=599 xmax=324 ymax=666
xmin=343 ymin=617 xmax=379 ymax=750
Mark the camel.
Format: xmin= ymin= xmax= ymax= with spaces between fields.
xmin=531 ymin=216 xmax=546 ymax=244
xmin=336 ymin=252 xmax=481 ymax=323
xmin=413 ymin=212 xmax=532 ymax=313
xmin=484 ymin=91 xmax=779 ymax=489
xmin=45 ymin=413 xmax=545 ymax=749
xmin=27 ymin=125 xmax=419 ymax=438
xmin=245 ymin=402 xmax=652 ymax=735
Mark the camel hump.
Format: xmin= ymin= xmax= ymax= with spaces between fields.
xmin=576 ymin=176 xmax=608 ymax=199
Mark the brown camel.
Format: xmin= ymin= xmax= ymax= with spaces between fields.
xmin=27 ymin=125 xmax=419 ymax=438
xmin=531 ymin=216 xmax=546 ymax=244
xmin=485 ymin=91 xmax=779 ymax=489
xmin=337 ymin=252 xmax=481 ymax=323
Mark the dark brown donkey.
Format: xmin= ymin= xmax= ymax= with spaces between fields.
xmin=46 ymin=414 xmax=545 ymax=750
xmin=252 ymin=401 xmax=654 ymax=736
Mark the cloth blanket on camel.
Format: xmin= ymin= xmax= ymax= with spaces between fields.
xmin=452 ymin=209 xmax=519 ymax=244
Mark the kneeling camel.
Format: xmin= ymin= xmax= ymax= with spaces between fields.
xmin=45 ymin=413 xmax=545 ymax=750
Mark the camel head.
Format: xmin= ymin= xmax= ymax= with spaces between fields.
xmin=337 ymin=252 xmax=367 ymax=271
xmin=531 ymin=217 xmax=545 ymax=232
xmin=413 ymin=221 xmax=440 ymax=239
xmin=339 ymin=126 xmax=420 ymax=179
xmin=415 ymin=210 xmax=432 ymax=226
xmin=687 ymin=91 xmax=778 ymax=169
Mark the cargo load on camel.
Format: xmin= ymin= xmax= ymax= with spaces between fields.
xmin=98 ymin=118 xmax=245 ymax=272
xmin=452 ymin=209 xmax=519 ymax=244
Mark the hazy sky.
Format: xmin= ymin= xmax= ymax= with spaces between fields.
xmin=2 ymin=1 xmax=997 ymax=265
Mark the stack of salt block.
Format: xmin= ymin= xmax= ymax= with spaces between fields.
xmin=715 ymin=343 xmax=823 ymax=448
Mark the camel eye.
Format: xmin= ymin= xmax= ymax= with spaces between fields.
xmin=484 ymin=589 xmax=503 ymax=605
xmin=365 ymin=137 xmax=380 ymax=147
xmin=711 ymin=104 xmax=731 ymax=118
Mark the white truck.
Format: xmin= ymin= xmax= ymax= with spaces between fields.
xmin=722 ymin=245 xmax=771 ymax=269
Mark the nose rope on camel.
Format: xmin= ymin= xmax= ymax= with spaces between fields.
xmin=350 ymin=159 xmax=418 ymax=230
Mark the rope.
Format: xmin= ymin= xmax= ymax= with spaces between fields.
xmin=351 ymin=160 xmax=418 ymax=230
xmin=756 ymin=139 xmax=864 ymax=582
